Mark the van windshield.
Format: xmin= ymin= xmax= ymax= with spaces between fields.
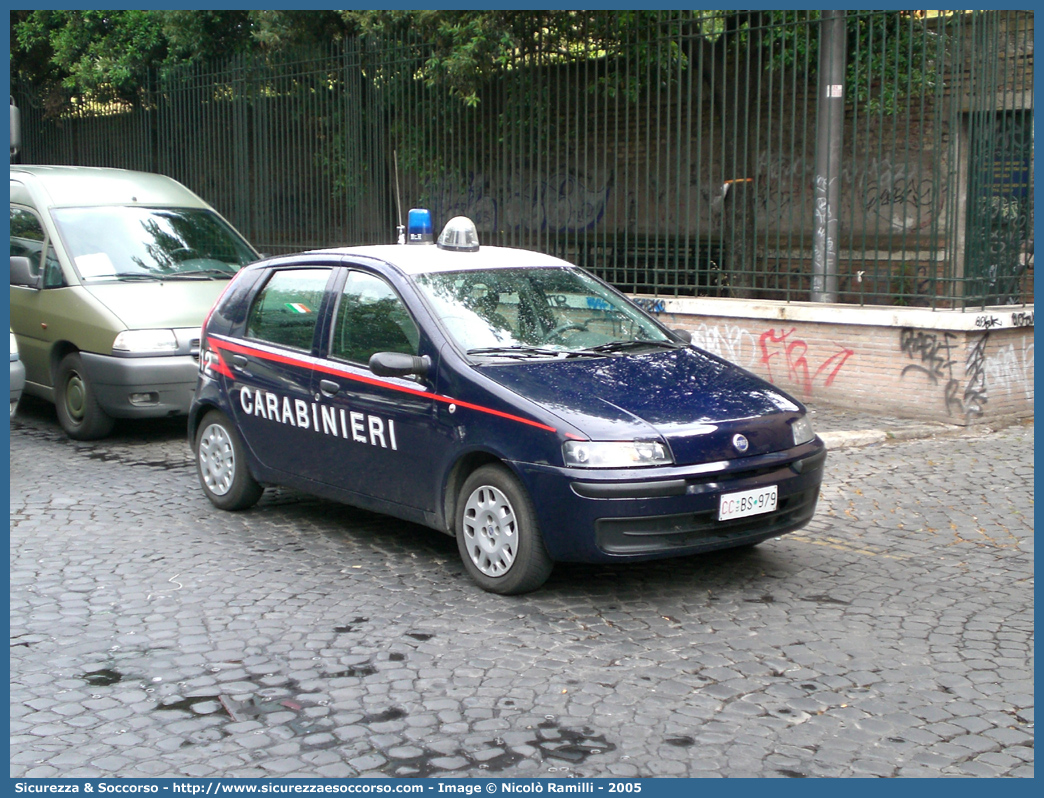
xmin=52 ymin=206 xmax=257 ymax=282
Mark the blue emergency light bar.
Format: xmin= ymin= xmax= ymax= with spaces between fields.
xmin=406 ymin=208 xmax=434 ymax=245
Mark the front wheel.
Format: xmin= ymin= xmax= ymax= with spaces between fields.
xmin=194 ymin=410 xmax=263 ymax=511
xmin=455 ymin=465 xmax=554 ymax=594
xmin=54 ymin=352 xmax=115 ymax=440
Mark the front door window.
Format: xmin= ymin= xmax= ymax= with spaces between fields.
xmin=10 ymin=206 xmax=63 ymax=287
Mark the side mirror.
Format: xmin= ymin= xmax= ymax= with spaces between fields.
xmin=672 ymin=328 xmax=692 ymax=344
xmin=10 ymin=97 xmax=21 ymax=158
xmin=369 ymin=351 xmax=431 ymax=379
xmin=11 ymin=256 xmax=41 ymax=289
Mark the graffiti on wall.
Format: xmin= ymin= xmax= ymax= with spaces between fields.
xmin=975 ymin=314 xmax=1002 ymax=329
xmin=758 ymin=328 xmax=854 ymax=398
xmin=684 ymin=321 xmax=854 ymax=398
xmin=755 ymin=152 xmax=948 ymax=234
xmin=424 ymin=151 xmax=951 ymax=238
xmin=426 ymin=174 xmax=498 ymax=230
xmin=1010 ymin=311 xmax=1034 ymax=328
xmin=962 ymin=334 xmax=989 ymax=419
xmin=898 ymin=328 xmax=965 ymax=417
xmin=426 ymin=169 xmax=611 ymax=233
xmin=898 ymin=328 xmax=958 ymax=384
xmin=859 ymin=160 xmax=940 ymax=232
xmin=984 ymin=335 xmax=1034 ymax=402
xmin=898 ymin=327 xmax=1034 ymax=419
xmin=631 ymin=297 xmax=666 ymax=316
xmin=690 ymin=323 xmax=758 ymax=369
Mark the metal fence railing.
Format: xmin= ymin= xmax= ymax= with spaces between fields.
xmin=12 ymin=11 xmax=1033 ymax=309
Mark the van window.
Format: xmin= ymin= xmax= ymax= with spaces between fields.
xmin=245 ymin=269 xmax=331 ymax=352
xmin=10 ymin=206 xmax=64 ymax=288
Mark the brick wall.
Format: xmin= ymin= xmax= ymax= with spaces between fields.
xmin=635 ymin=297 xmax=1034 ymax=427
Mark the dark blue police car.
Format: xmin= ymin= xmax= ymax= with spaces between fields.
xmin=190 ymin=213 xmax=826 ymax=594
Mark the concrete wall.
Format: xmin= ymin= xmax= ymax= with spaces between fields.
xmin=637 ymin=296 xmax=1034 ymax=426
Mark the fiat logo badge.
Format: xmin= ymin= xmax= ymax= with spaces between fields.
xmin=732 ymin=434 xmax=749 ymax=453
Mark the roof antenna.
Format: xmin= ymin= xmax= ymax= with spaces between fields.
xmin=393 ymin=149 xmax=405 ymax=244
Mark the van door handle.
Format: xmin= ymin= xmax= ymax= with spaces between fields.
xmin=319 ymin=379 xmax=340 ymax=397
xmin=231 ymin=355 xmax=248 ymax=370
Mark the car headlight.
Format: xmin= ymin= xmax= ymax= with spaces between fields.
xmin=791 ymin=415 xmax=816 ymax=446
xmin=563 ymin=439 xmax=673 ymax=469
xmin=112 ymin=329 xmax=179 ymax=355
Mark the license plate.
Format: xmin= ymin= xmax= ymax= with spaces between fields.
xmin=719 ymin=485 xmax=777 ymax=521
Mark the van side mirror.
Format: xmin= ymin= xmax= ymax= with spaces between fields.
xmin=10 ymin=97 xmax=21 ymax=158
xmin=369 ymin=352 xmax=431 ymax=379
xmin=11 ymin=256 xmax=40 ymax=289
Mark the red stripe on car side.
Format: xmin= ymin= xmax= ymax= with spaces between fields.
xmin=209 ymin=336 xmax=559 ymax=434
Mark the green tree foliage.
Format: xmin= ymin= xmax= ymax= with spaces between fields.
xmin=11 ymin=10 xmax=687 ymax=114
xmin=12 ymin=9 xmax=947 ymax=117
xmin=12 ymin=10 xmax=170 ymax=109
xmin=337 ymin=10 xmax=690 ymax=189
xmin=10 ymin=10 xmax=350 ymax=113
xmin=760 ymin=10 xmax=950 ymax=115
xmin=342 ymin=11 xmax=686 ymax=107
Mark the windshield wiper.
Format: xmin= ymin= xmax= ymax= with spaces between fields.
xmin=580 ymin=339 xmax=682 ymax=355
xmin=467 ymin=345 xmax=608 ymax=361
xmin=107 ymin=273 xmax=164 ymax=282
xmin=467 ymin=345 xmax=568 ymax=359
xmin=161 ymin=269 xmax=235 ymax=281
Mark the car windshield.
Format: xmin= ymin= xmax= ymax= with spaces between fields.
xmin=52 ymin=206 xmax=257 ymax=282
xmin=413 ymin=266 xmax=675 ymax=357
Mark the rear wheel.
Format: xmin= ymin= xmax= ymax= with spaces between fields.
xmin=54 ymin=352 xmax=115 ymax=440
xmin=455 ymin=464 xmax=553 ymax=594
xmin=194 ymin=410 xmax=263 ymax=511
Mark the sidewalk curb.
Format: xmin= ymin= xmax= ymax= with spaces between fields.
xmin=820 ymin=423 xmax=962 ymax=450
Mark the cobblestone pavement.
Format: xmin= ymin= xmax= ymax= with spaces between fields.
xmin=9 ymin=398 xmax=1034 ymax=778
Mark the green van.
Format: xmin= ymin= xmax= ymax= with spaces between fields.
xmin=10 ymin=166 xmax=259 ymax=439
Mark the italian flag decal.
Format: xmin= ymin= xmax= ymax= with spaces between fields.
xmin=285 ymin=302 xmax=312 ymax=314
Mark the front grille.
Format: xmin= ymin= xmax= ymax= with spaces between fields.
xmin=683 ymin=448 xmax=827 ymax=486
xmin=595 ymin=487 xmax=820 ymax=555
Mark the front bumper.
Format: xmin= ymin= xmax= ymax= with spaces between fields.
xmin=514 ymin=439 xmax=827 ymax=563
xmin=11 ymin=359 xmax=25 ymax=416
xmin=79 ymin=352 xmax=199 ymax=419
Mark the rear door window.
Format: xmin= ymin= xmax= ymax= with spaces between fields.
xmin=245 ymin=268 xmax=332 ymax=351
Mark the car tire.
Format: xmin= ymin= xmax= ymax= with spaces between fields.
xmin=194 ymin=410 xmax=263 ymax=511
xmin=455 ymin=464 xmax=554 ymax=595
xmin=54 ymin=352 xmax=115 ymax=440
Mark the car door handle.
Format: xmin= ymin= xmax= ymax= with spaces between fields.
xmin=231 ymin=355 xmax=248 ymax=370
xmin=319 ymin=379 xmax=340 ymax=397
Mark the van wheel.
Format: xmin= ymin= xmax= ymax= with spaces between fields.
xmin=55 ymin=352 xmax=115 ymax=440
xmin=455 ymin=465 xmax=553 ymax=595
xmin=194 ymin=410 xmax=263 ymax=511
